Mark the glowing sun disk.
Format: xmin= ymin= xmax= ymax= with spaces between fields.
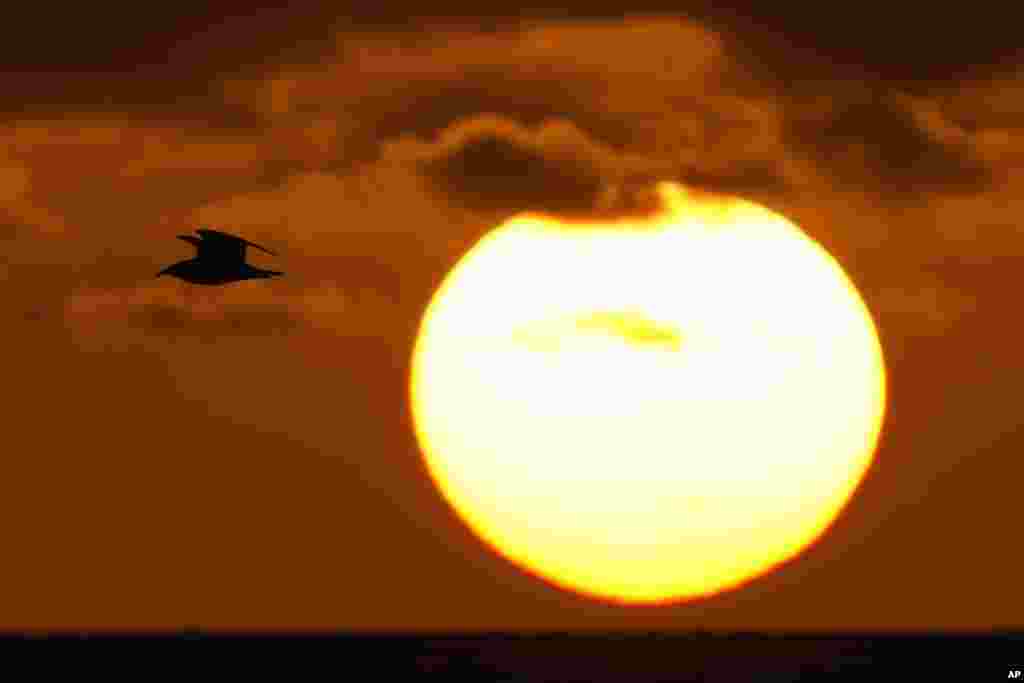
xmin=410 ymin=182 xmax=887 ymax=604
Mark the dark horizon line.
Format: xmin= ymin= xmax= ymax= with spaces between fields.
xmin=3 ymin=629 xmax=1020 ymax=638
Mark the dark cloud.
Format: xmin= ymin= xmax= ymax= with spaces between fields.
xmin=427 ymin=130 xmax=601 ymax=210
xmin=394 ymin=114 xmax=792 ymax=219
xmin=409 ymin=117 xmax=657 ymax=217
xmin=693 ymin=4 xmax=1024 ymax=84
xmin=783 ymin=92 xmax=992 ymax=199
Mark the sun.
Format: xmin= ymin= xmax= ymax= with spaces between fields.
xmin=409 ymin=182 xmax=887 ymax=605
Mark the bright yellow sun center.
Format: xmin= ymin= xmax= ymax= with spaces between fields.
xmin=410 ymin=182 xmax=887 ymax=604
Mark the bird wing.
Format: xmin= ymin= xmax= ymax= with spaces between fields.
xmin=193 ymin=228 xmax=277 ymax=261
xmin=177 ymin=234 xmax=203 ymax=251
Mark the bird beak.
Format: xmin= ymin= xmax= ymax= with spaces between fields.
xmin=156 ymin=267 xmax=170 ymax=277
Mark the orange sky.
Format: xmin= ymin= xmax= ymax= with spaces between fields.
xmin=1 ymin=12 xmax=1022 ymax=630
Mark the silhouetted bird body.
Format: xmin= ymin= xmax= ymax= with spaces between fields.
xmin=158 ymin=228 xmax=283 ymax=284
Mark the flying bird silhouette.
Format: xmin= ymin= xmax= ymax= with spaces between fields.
xmin=158 ymin=228 xmax=283 ymax=284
